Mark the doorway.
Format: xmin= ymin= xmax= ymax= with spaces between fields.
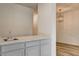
xmin=56 ymin=3 xmax=79 ymax=56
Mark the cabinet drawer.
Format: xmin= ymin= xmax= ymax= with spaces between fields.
xmin=1 ymin=42 xmax=25 ymax=52
xmin=2 ymin=49 xmax=24 ymax=56
xmin=27 ymin=46 xmax=40 ymax=56
xmin=41 ymin=39 xmax=51 ymax=45
xmin=26 ymin=40 xmax=40 ymax=47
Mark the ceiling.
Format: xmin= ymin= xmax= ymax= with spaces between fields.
xmin=17 ymin=3 xmax=37 ymax=8
xmin=57 ymin=3 xmax=79 ymax=12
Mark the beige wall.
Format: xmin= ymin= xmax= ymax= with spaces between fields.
xmin=38 ymin=3 xmax=56 ymax=56
xmin=57 ymin=9 xmax=79 ymax=46
xmin=56 ymin=20 xmax=64 ymax=42
xmin=0 ymin=4 xmax=32 ymax=37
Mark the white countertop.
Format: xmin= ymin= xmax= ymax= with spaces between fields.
xmin=0 ymin=34 xmax=50 ymax=45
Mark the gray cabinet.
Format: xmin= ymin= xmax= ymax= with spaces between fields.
xmin=0 ymin=39 xmax=51 ymax=56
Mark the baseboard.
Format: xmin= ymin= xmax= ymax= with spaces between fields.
xmin=56 ymin=42 xmax=79 ymax=47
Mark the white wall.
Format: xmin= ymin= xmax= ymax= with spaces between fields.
xmin=38 ymin=3 xmax=56 ymax=56
xmin=57 ymin=9 xmax=79 ymax=46
xmin=0 ymin=4 xmax=32 ymax=37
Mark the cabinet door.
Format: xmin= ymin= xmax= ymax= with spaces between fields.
xmin=2 ymin=49 xmax=24 ymax=56
xmin=41 ymin=44 xmax=51 ymax=56
xmin=1 ymin=42 xmax=25 ymax=52
xmin=27 ymin=46 xmax=40 ymax=56
xmin=41 ymin=39 xmax=51 ymax=56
